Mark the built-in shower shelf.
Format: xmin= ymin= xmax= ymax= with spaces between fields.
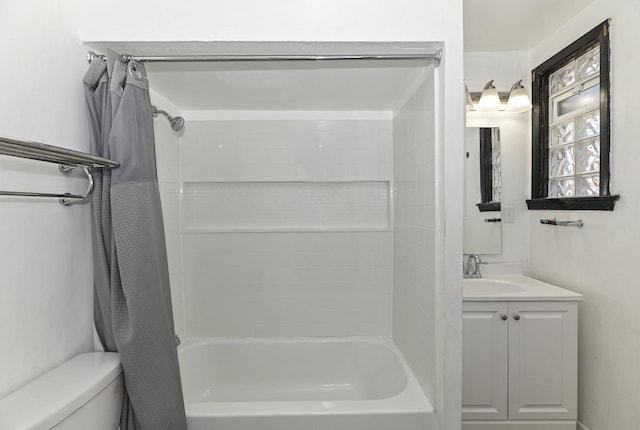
xmin=182 ymin=227 xmax=393 ymax=233
xmin=181 ymin=180 xmax=391 ymax=233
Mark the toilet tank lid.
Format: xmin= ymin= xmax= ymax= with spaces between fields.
xmin=0 ymin=352 xmax=122 ymax=430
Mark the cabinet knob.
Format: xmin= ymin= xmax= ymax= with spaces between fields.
xmin=501 ymin=314 xmax=508 ymax=321
xmin=514 ymin=314 xmax=521 ymax=321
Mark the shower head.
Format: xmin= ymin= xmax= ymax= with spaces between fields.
xmin=152 ymin=106 xmax=185 ymax=132
xmin=169 ymin=116 xmax=185 ymax=132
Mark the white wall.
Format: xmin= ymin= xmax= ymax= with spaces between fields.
xmin=392 ymin=72 xmax=437 ymax=402
xmin=65 ymin=0 xmax=457 ymax=44
xmin=464 ymin=51 xmax=531 ymax=264
xmin=527 ymin=2 xmax=640 ymax=429
xmin=0 ymin=1 xmax=93 ymax=398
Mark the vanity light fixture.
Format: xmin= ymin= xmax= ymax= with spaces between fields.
xmin=465 ymin=85 xmax=475 ymax=111
xmin=466 ymin=79 xmax=532 ymax=113
xmin=477 ymin=80 xmax=502 ymax=111
xmin=506 ymin=80 xmax=532 ymax=113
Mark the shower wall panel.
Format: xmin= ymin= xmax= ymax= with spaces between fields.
xmin=170 ymin=118 xmax=394 ymax=337
xmin=153 ymin=91 xmax=185 ymax=337
xmin=180 ymin=120 xmax=391 ymax=182
xmin=182 ymin=231 xmax=392 ymax=337
xmin=392 ymin=73 xmax=437 ymax=401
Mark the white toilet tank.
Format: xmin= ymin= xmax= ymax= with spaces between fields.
xmin=0 ymin=352 xmax=123 ymax=430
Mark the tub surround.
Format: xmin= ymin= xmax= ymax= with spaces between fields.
xmin=149 ymin=59 xmax=440 ymax=427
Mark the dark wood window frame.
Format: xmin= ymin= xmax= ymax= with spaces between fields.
xmin=527 ymin=20 xmax=619 ymax=211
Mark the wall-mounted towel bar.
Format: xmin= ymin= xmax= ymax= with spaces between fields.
xmin=0 ymin=135 xmax=119 ymax=206
xmin=540 ymin=218 xmax=584 ymax=228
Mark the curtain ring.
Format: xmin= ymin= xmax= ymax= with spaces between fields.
xmin=128 ymin=61 xmax=144 ymax=81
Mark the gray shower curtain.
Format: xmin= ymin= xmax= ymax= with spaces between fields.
xmin=83 ymin=51 xmax=187 ymax=430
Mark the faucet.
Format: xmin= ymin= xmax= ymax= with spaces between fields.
xmin=464 ymin=254 xmax=483 ymax=278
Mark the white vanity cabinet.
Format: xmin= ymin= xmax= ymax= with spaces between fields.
xmin=462 ymin=299 xmax=579 ymax=429
xmin=462 ymin=301 xmax=509 ymax=420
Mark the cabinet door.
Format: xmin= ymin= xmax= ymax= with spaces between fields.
xmin=508 ymin=301 xmax=578 ymax=420
xmin=462 ymin=302 xmax=509 ymax=420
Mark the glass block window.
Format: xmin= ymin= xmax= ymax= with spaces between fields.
xmin=547 ymin=46 xmax=601 ymax=197
xmin=528 ymin=20 xmax=618 ymax=211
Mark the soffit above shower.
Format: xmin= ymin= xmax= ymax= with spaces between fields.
xmin=84 ymin=41 xmax=439 ymax=112
xmin=145 ymin=60 xmax=432 ymax=112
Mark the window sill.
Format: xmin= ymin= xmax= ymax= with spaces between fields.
xmin=526 ymin=195 xmax=619 ymax=211
xmin=477 ymin=202 xmax=501 ymax=212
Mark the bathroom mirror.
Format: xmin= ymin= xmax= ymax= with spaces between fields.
xmin=464 ymin=127 xmax=502 ymax=254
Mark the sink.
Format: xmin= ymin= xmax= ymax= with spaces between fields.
xmin=461 ymin=264 xmax=583 ymax=301
xmin=463 ymin=278 xmax=526 ymax=296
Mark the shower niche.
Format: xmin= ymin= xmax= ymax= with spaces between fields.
xmin=181 ymin=180 xmax=391 ymax=232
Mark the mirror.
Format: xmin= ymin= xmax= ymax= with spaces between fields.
xmin=464 ymin=127 xmax=502 ymax=254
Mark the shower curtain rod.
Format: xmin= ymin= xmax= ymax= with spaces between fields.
xmin=87 ymin=50 xmax=442 ymax=66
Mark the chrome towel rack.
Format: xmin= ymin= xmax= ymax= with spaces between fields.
xmin=0 ymin=135 xmax=119 ymax=206
xmin=540 ymin=218 xmax=584 ymax=228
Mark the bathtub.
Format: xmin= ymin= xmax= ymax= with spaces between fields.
xmin=178 ymin=337 xmax=436 ymax=430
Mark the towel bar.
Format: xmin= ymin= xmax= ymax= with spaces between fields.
xmin=0 ymin=135 xmax=118 ymax=206
xmin=540 ymin=218 xmax=584 ymax=228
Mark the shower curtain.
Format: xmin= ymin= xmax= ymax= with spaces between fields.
xmin=83 ymin=51 xmax=187 ymax=430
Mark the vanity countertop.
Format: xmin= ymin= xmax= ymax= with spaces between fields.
xmin=463 ymin=264 xmax=583 ymax=302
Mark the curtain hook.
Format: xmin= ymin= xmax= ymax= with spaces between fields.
xmin=127 ymin=61 xmax=144 ymax=81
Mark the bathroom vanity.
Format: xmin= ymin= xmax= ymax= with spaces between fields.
xmin=462 ymin=265 xmax=582 ymax=429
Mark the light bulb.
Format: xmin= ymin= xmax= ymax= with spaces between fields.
xmin=477 ymin=80 xmax=501 ymax=111
xmin=506 ymin=80 xmax=532 ymax=113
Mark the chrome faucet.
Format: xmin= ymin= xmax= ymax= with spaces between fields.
xmin=464 ymin=254 xmax=483 ymax=278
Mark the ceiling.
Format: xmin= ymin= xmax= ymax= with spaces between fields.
xmin=464 ymin=0 xmax=598 ymax=51
xmin=145 ymin=60 xmax=433 ymax=112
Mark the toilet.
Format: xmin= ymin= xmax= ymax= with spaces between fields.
xmin=0 ymin=352 xmax=123 ymax=430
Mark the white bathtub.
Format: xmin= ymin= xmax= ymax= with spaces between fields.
xmin=178 ymin=337 xmax=435 ymax=430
